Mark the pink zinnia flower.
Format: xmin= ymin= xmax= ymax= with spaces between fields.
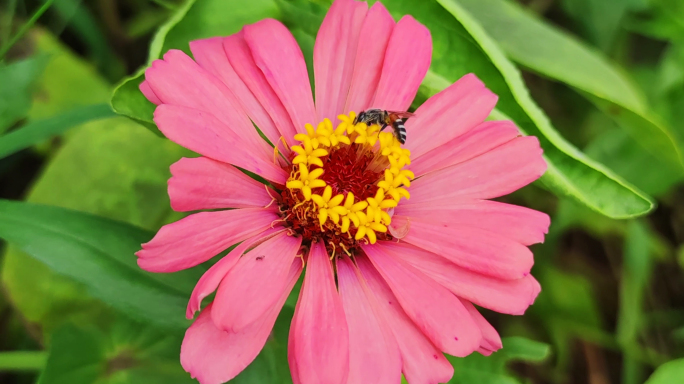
xmin=136 ymin=0 xmax=549 ymax=383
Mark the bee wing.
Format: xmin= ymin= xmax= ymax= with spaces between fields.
xmin=387 ymin=111 xmax=416 ymax=119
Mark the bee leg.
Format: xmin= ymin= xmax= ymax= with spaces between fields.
xmin=379 ymin=123 xmax=388 ymax=132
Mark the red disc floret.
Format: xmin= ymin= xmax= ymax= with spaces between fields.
xmin=279 ymin=143 xmax=391 ymax=255
xmin=319 ymin=145 xmax=381 ymax=201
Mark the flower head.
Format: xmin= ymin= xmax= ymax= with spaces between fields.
xmin=136 ymin=0 xmax=549 ymax=383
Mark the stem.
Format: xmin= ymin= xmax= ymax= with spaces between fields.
xmin=0 ymin=351 xmax=48 ymax=371
xmin=0 ymin=0 xmax=55 ymax=61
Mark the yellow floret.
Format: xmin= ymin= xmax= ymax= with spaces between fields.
xmin=285 ymin=163 xmax=326 ymax=201
xmin=312 ymin=186 xmax=347 ymax=226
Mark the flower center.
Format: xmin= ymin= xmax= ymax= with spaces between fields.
xmin=280 ymin=112 xmax=413 ymax=256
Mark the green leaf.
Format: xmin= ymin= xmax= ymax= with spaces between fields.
xmin=0 ymin=103 xmax=115 ymax=159
xmin=560 ymin=0 xmax=646 ymax=49
xmin=27 ymin=28 xmax=111 ymax=121
xmin=447 ymin=337 xmax=550 ymax=384
xmin=626 ymin=0 xmax=684 ymax=42
xmin=530 ymin=267 xmax=603 ymax=372
xmin=110 ymin=68 xmax=158 ymax=132
xmin=0 ymin=199 xmax=200 ymax=329
xmin=26 ymin=29 xmax=112 ymax=121
xmin=584 ymin=125 xmax=683 ymax=197
xmin=1 ymin=116 xmax=191 ymax=336
xmin=52 ymin=0 xmax=125 ymax=81
xmin=0 ymin=351 xmax=47 ymax=372
xmin=0 ymin=54 xmax=48 ymax=133
xmin=111 ymin=0 xmax=280 ymax=130
xmin=1 ymin=28 xmax=189 ymax=337
xmin=644 ymin=358 xmax=684 ymax=384
xmin=38 ymin=326 xmax=102 ymax=384
xmin=37 ymin=321 xmax=193 ymax=384
xmin=406 ymin=0 xmax=654 ymax=218
xmin=457 ymin=0 xmax=684 ymax=172
xmin=39 ymin=308 xmax=294 ymax=384
xmin=0 ymin=0 xmax=55 ymax=60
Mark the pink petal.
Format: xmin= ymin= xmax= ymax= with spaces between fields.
xmin=181 ymin=260 xmax=302 ymax=384
xmin=186 ymin=228 xmax=283 ymax=319
xmin=139 ymin=80 xmax=161 ymax=105
xmin=243 ymin=19 xmax=317 ymax=131
xmin=362 ymin=243 xmax=482 ymax=357
xmin=136 ymin=208 xmax=279 ymax=272
xmin=154 ymin=104 xmax=288 ymax=184
xmin=410 ymin=120 xmax=521 ymax=177
xmin=169 ymin=157 xmax=274 ymax=211
xmin=189 ymin=37 xmax=283 ymax=147
xmin=376 ymin=241 xmax=540 ymax=314
xmin=336 ymin=256 xmax=401 ymax=384
xmin=405 ymin=74 xmax=497 ymax=159
xmin=289 ymin=242 xmax=349 ymax=384
xmin=224 ymin=32 xmax=299 ymax=146
xmin=406 ymin=74 xmax=498 ymax=159
xmin=395 ymin=199 xmax=550 ymax=246
xmin=372 ymin=16 xmax=431 ymax=111
xmin=344 ymin=2 xmax=395 ymax=114
xmin=407 ymin=136 xmax=547 ymax=204
xmin=390 ymin=216 xmax=534 ymax=280
xmin=212 ymin=232 xmax=302 ymax=332
xmin=145 ymin=50 xmax=271 ymax=159
xmin=314 ymin=0 xmax=368 ymax=121
xmin=460 ymin=300 xmax=503 ymax=356
xmin=356 ymin=256 xmax=454 ymax=384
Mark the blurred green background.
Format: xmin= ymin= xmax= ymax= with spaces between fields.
xmin=1 ymin=0 xmax=684 ymax=383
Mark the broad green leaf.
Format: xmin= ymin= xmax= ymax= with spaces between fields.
xmin=626 ymin=0 xmax=684 ymax=42
xmin=38 ymin=326 xmax=102 ymax=384
xmin=560 ymin=0 xmax=646 ymax=49
xmin=644 ymin=358 xmax=684 ymax=384
xmin=0 ymin=351 xmax=47 ymax=372
xmin=0 ymin=54 xmax=48 ymax=133
xmin=554 ymin=198 xmax=625 ymax=237
xmin=530 ymin=267 xmax=603 ymax=372
xmin=26 ymin=29 xmax=111 ymax=121
xmin=0 ymin=103 xmax=115 ymax=159
xmin=39 ymin=309 xmax=294 ymax=384
xmin=1 ymin=116 xmax=191 ymax=336
xmin=1 ymin=29 xmax=188 ymax=337
xmin=111 ymin=0 xmax=280 ymax=130
xmin=0 ymin=200 xmax=198 ymax=329
xmin=37 ymin=321 xmax=193 ymax=384
xmin=457 ymin=0 xmax=683 ymax=172
xmin=585 ymin=125 xmax=683 ymax=197
xmin=52 ymin=0 xmax=125 ymax=81
xmin=110 ymin=67 xmax=158 ymax=132
xmin=447 ymin=337 xmax=550 ymax=384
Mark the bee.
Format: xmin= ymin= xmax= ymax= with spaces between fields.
xmin=353 ymin=109 xmax=415 ymax=144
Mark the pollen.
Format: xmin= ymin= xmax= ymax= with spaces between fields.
xmin=279 ymin=112 xmax=413 ymax=255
